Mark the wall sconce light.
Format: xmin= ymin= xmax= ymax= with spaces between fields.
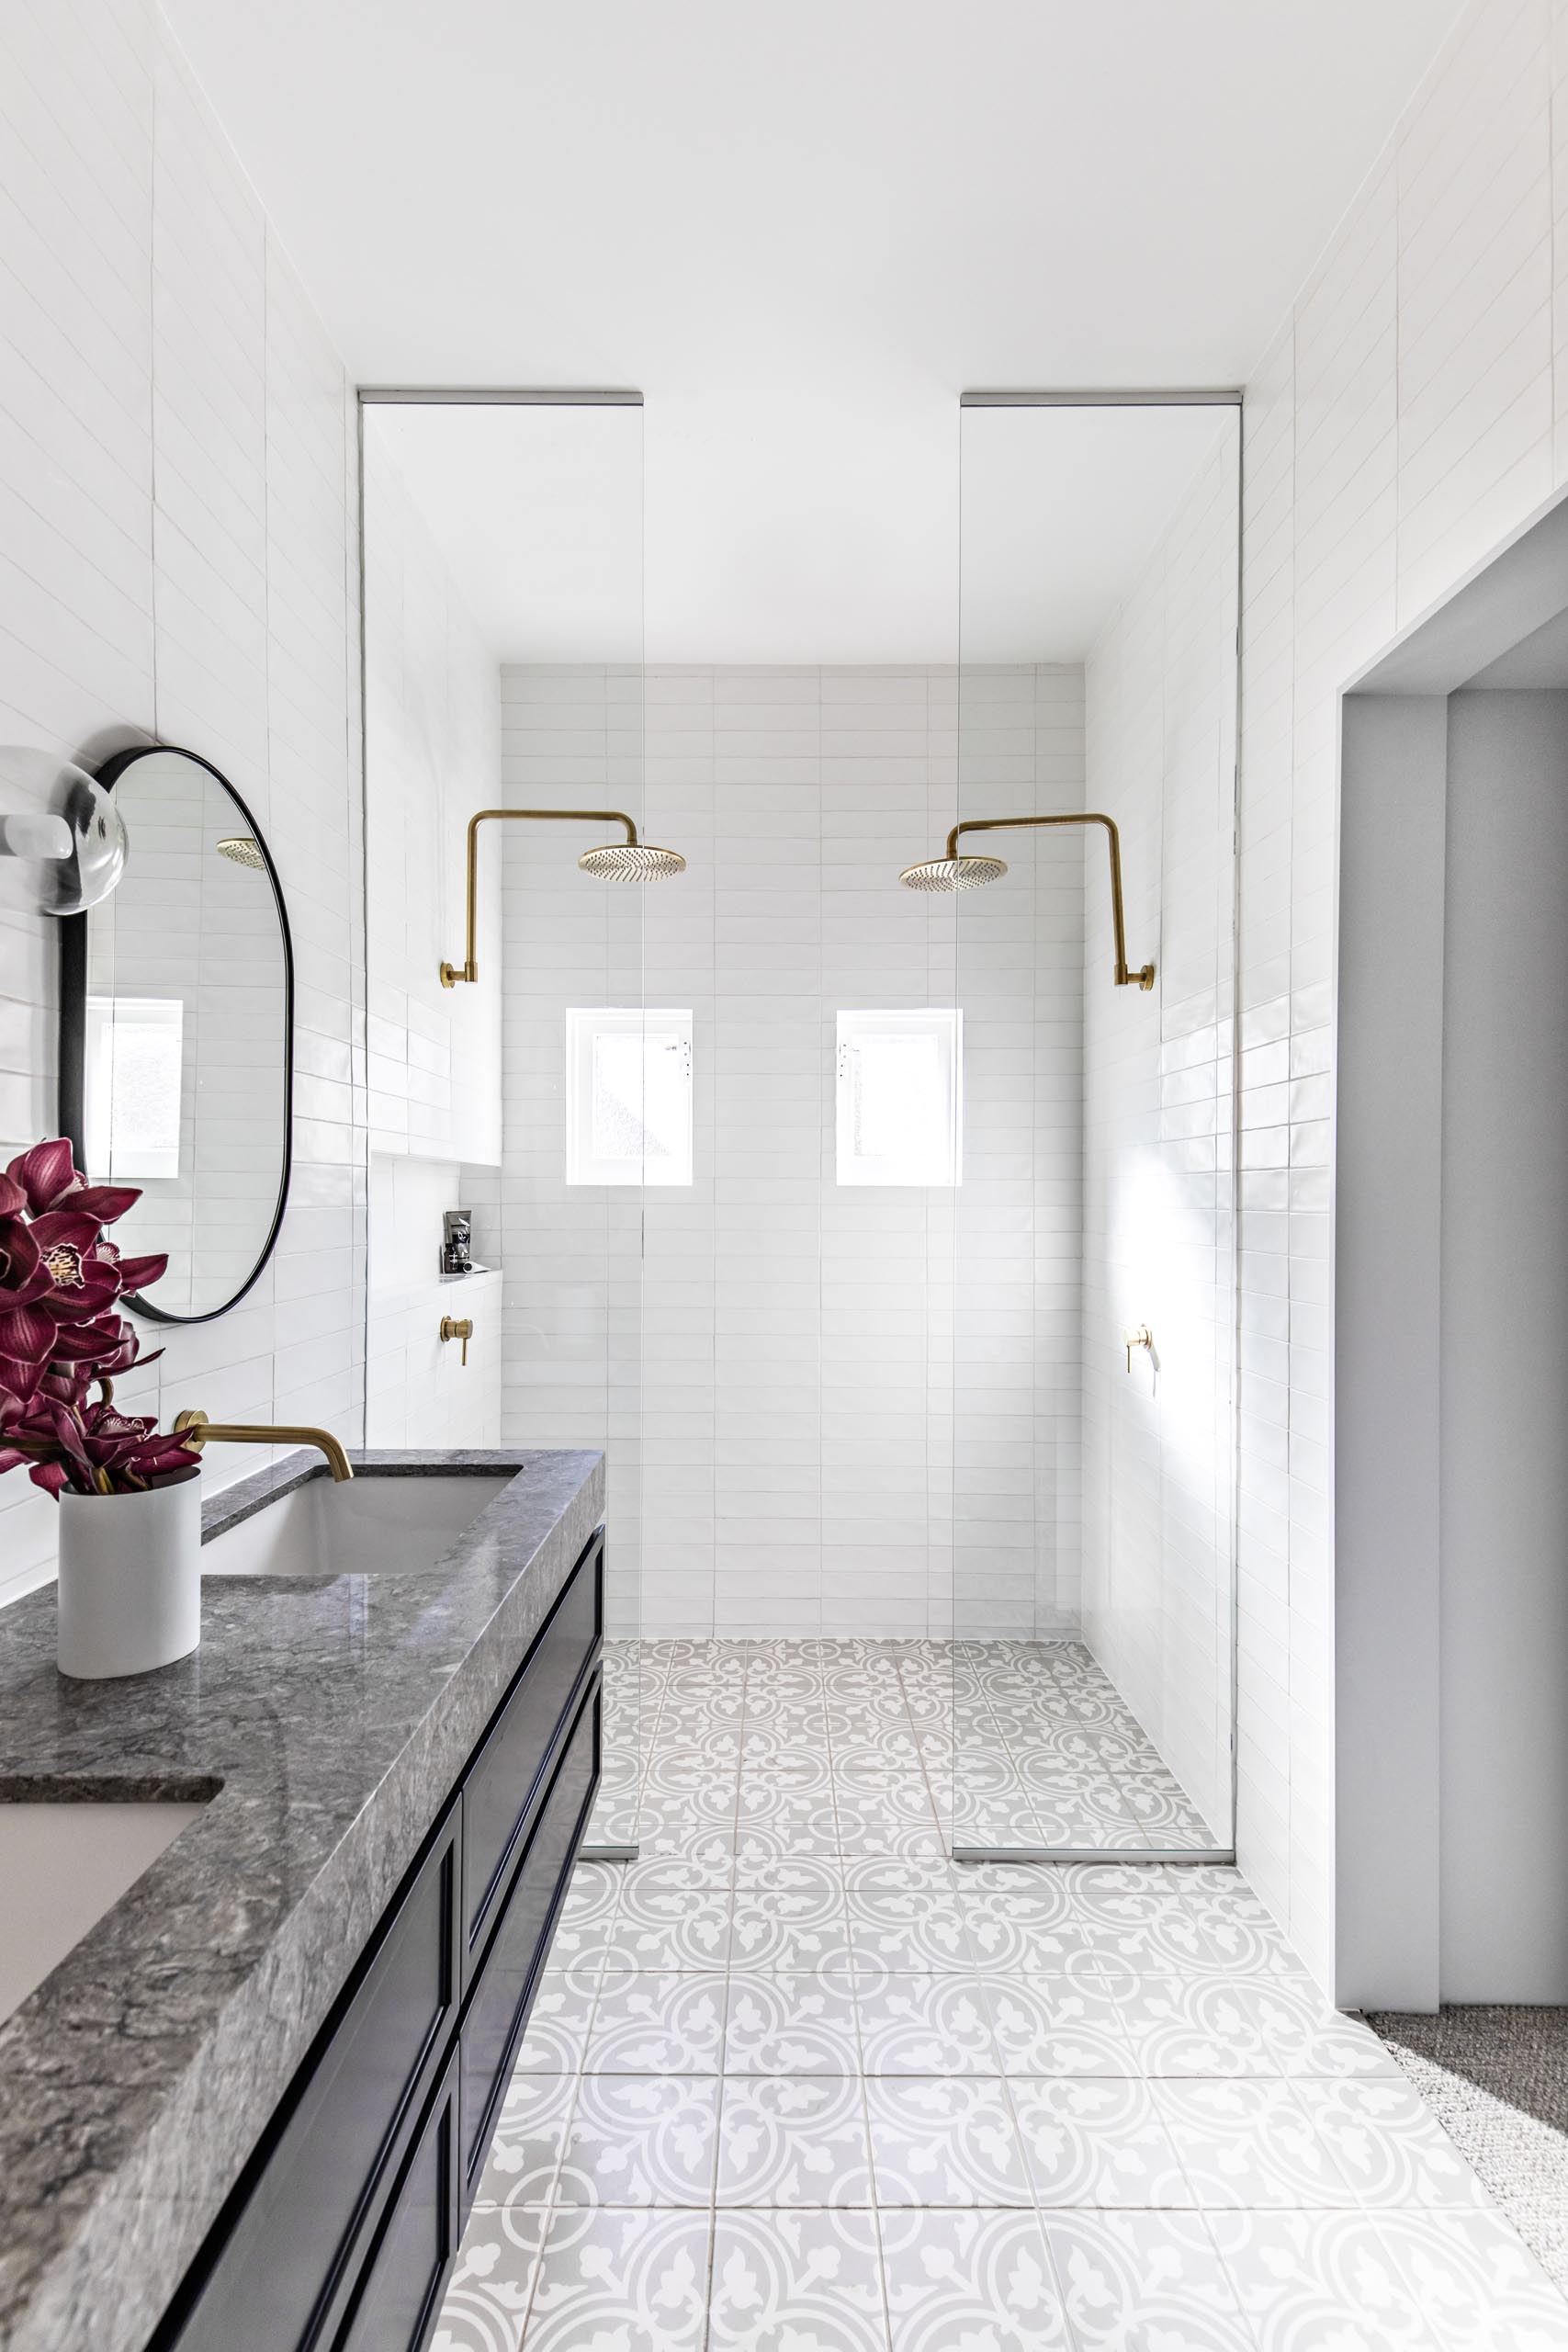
xmin=898 ymin=812 xmax=1156 ymax=991
xmin=0 ymin=749 xmax=128 ymax=914
xmin=440 ymin=808 xmax=686 ymax=987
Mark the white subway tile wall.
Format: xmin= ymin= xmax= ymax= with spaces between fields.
xmin=1081 ymin=420 xmax=1240 ymax=1849
xmin=497 ymin=663 xmax=1089 ymax=1649
xmin=1235 ymin=0 xmax=1568 ymax=1978
xmin=0 ymin=2 xmax=363 ymax=1602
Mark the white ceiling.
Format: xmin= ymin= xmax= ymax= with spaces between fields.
xmin=169 ymin=0 xmax=1461 ymax=663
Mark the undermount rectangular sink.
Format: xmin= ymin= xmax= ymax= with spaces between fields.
xmin=202 ymin=1473 xmax=513 ymax=1578
xmin=0 ymin=1800 xmax=208 ymax=2027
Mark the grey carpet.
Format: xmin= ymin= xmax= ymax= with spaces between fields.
xmin=1368 ymin=2007 xmax=1568 ymax=2288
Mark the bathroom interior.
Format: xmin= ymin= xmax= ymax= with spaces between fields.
xmin=4 ymin=5 xmax=1568 ymax=2348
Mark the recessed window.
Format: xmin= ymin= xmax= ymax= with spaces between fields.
xmin=85 ymin=996 xmax=184 ymax=1181
xmin=835 ymin=1009 xmax=962 ymax=1186
xmin=566 ymin=1008 xmax=694 ymax=1185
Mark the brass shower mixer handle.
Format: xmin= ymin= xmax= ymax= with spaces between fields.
xmin=440 ymin=1315 xmax=473 ymax=1366
xmin=1123 ymin=1323 xmax=1153 ymax=1372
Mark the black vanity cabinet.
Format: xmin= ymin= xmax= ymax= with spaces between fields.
xmin=157 ymin=1529 xmax=604 ymax=2352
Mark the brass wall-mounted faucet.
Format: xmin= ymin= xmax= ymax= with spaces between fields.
xmin=439 ymin=1315 xmax=473 ymax=1366
xmin=172 ymin=1410 xmax=355 ymax=1482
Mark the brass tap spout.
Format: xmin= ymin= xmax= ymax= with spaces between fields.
xmin=172 ymin=1409 xmax=355 ymax=1483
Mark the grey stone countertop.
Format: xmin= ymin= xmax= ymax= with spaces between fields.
xmin=0 ymin=1446 xmax=604 ymax=2352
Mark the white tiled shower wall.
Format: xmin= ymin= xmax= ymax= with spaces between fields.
xmin=1080 ymin=420 xmax=1240 ymax=1847
xmin=0 ymin=0 xmax=364 ymax=1601
xmin=1234 ymin=0 xmax=1568 ymax=1980
xmin=361 ymin=423 xmax=502 ymax=1444
xmin=495 ymin=662 xmax=1086 ymax=1642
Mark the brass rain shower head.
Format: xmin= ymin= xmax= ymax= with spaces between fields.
xmin=440 ymin=808 xmax=686 ymax=986
xmin=898 ymin=854 xmax=1009 ymax=892
xmin=577 ymin=840 xmax=687 ymax=881
xmin=899 ymin=813 xmax=1156 ymax=991
xmin=216 ymin=834 xmax=265 ymax=869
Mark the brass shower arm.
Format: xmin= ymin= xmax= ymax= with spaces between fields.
xmin=947 ymin=814 xmax=1156 ymax=990
xmin=440 ymin=808 xmax=642 ymax=987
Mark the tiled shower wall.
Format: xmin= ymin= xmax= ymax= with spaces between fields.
xmin=1235 ymin=0 xmax=1568 ymax=1979
xmin=361 ymin=423 xmax=502 ymax=1446
xmin=494 ymin=662 xmax=1085 ymax=1641
xmin=0 ymin=1 xmax=363 ymax=1601
xmin=1081 ymin=419 xmax=1240 ymax=1845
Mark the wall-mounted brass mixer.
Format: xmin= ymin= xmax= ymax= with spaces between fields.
xmin=172 ymin=1409 xmax=355 ymax=1481
xmin=440 ymin=1315 xmax=474 ymax=1367
xmin=1123 ymin=1324 xmax=1154 ymax=1373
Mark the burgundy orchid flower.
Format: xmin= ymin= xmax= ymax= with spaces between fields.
xmin=0 ymin=1138 xmax=199 ymax=1498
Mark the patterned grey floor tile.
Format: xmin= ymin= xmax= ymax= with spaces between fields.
xmin=846 ymin=1891 xmax=973 ymax=1975
xmin=1156 ymin=2080 xmax=1357 ymax=2208
xmin=1209 ymin=2209 xmax=1438 ymax=2349
xmin=513 ymin=1970 xmax=600 ymax=2074
xmin=1383 ymin=2211 xmax=1568 ymax=2350
xmin=600 ymin=1894 xmax=733 ymax=1973
xmin=584 ymin=1973 xmax=728 ymax=2075
xmin=433 ymin=2206 xmax=547 ymax=2350
xmin=983 ymin=1976 xmax=1136 ymax=2076
xmin=716 ymin=2074 xmax=874 ymax=2206
xmin=472 ymin=2072 xmax=577 ymax=2211
xmin=880 ymin=2208 xmax=1068 ymax=2351
xmin=730 ymin=1893 xmax=854 ymax=1973
xmin=725 ymin=1974 xmax=862 ymax=2075
xmin=558 ymin=2075 xmax=721 ymax=2206
xmin=1043 ymin=2210 xmax=1251 ymax=2350
xmin=518 ymin=2206 xmax=711 ymax=2351
xmin=709 ymin=2210 xmax=888 ymax=2351
xmin=1298 ymin=2079 xmax=1492 ymax=2208
xmin=854 ymin=1973 xmax=998 ymax=2075
xmin=1011 ymin=2077 xmax=1191 ymax=2209
xmin=865 ymin=2075 xmax=1032 ymax=2206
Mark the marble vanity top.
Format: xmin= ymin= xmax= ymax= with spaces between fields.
xmin=0 ymin=1446 xmax=604 ymax=2352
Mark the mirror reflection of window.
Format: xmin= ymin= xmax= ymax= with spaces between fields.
xmin=85 ymin=996 xmax=184 ymax=1180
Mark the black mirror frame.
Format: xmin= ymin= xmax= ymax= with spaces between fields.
xmin=57 ymin=742 xmax=296 ymax=1328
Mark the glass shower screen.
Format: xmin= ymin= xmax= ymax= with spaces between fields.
xmin=948 ymin=394 xmax=1241 ymax=1862
xmin=360 ymin=391 xmax=649 ymax=1859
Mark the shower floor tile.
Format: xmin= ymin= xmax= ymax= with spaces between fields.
xmin=441 ymin=1638 xmax=1565 ymax=2351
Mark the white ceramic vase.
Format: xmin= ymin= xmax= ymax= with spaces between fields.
xmin=56 ymin=1475 xmax=202 ymax=1680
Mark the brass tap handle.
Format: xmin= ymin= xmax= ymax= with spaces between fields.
xmin=1123 ymin=1324 xmax=1154 ymax=1373
xmin=440 ymin=1315 xmax=474 ymax=1367
xmin=172 ymin=1409 xmax=354 ymax=1481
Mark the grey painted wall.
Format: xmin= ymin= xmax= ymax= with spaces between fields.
xmin=1439 ymin=689 xmax=1568 ymax=2000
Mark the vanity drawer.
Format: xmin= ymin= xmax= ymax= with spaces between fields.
xmin=461 ymin=1528 xmax=602 ymax=1978
xmin=461 ymin=1677 xmax=600 ymax=2202
xmin=170 ymin=1803 xmax=461 ymax=2352
xmin=331 ymin=2052 xmax=458 ymax=2352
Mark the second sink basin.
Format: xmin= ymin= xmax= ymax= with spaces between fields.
xmin=203 ymin=1471 xmax=512 ymax=1578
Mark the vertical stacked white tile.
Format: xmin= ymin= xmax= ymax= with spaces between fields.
xmin=361 ymin=423 xmax=502 ymax=1445
xmin=496 ymin=664 xmax=644 ymax=1632
xmin=499 ymin=662 xmax=1058 ymax=1640
xmin=1228 ymin=0 xmax=1562 ymax=1981
xmin=951 ymin=667 xmax=1086 ymax=1644
xmin=0 ymin=0 xmax=363 ymax=1601
xmin=1082 ymin=424 xmax=1239 ymax=1846
xmin=819 ymin=670 xmax=961 ymax=1638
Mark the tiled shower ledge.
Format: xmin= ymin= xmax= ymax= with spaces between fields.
xmin=433 ymin=1640 xmax=1568 ymax=2352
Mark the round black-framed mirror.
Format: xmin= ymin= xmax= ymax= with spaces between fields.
xmin=57 ymin=743 xmax=295 ymax=1327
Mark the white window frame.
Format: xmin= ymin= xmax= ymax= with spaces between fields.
xmin=835 ymin=1008 xmax=963 ymax=1187
xmin=566 ymin=1007 xmax=694 ymax=1186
